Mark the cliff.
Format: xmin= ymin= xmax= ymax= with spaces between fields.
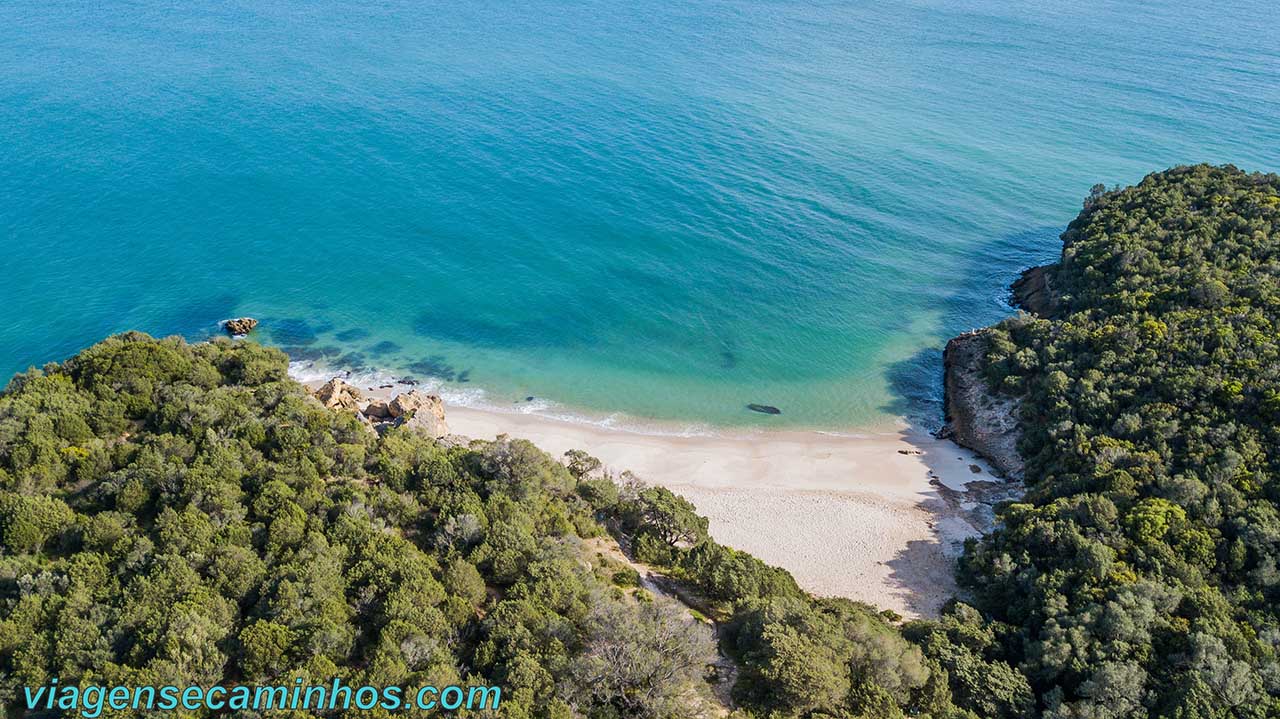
xmin=939 ymin=330 xmax=1024 ymax=480
xmin=938 ymin=262 xmax=1062 ymax=479
xmin=1009 ymin=264 xmax=1056 ymax=316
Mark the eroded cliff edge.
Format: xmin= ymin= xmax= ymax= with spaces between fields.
xmin=1009 ymin=263 xmax=1057 ymax=317
xmin=938 ymin=263 xmax=1056 ymax=480
xmin=939 ymin=330 xmax=1024 ymax=480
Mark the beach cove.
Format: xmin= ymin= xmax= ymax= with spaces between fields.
xmin=303 ymin=372 xmax=1005 ymax=619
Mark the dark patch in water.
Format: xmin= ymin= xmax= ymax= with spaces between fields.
xmin=407 ymin=355 xmax=459 ymax=382
xmin=880 ymin=225 xmax=1061 ymax=432
xmin=149 ymin=293 xmax=241 ymax=340
xmin=411 ymin=307 xmax=595 ymax=348
xmin=883 ymin=347 xmax=944 ymax=432
xmin=368 ymin=340 xmax=402 ymax=356
xmin=747 ymin=403 xmax=781 ymax=415
xmin=270 ymin=318 xmax=330 ymax=346
xmin=334 ymin=352 xmax=367 ymax=369
xmin=336 ymin=328 xmax=371 ymax=342
xmin=456 ymin=369 xmax=471 ymax=383
xmin=717 ymin=337 xmax=739 ymax=370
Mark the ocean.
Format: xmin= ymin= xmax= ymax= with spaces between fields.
xmin=2 ymin=0 xmax=1277 ymax=431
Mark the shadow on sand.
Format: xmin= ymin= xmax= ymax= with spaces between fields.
xmin=877 ymin=225 xmax=1060 ymax=616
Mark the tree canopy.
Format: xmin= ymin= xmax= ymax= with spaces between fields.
xmin=0 ymin=333 xmax=976 ymax=718
xmin=966 ymin=164 xmax=1280 ymax=717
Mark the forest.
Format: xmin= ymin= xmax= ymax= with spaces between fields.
xmin=1 ymin=164 xmax=1278 ymax=718
xmin=0 ymin=332 xmax=1002 ymax=718
xmin=970 ymin=165 xmax=1280 ymax=717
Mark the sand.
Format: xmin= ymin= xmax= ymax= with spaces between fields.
xmin=444 ymin=405 xmax=992 ymax=618
xmin=307 ymin=374 xmax=999 ymax=619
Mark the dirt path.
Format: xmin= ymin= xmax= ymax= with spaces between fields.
xmin=584 ymin=537 xmax=738 ymax=715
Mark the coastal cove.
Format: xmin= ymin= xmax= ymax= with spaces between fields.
xmin=5 ymin=165 xmax=1280 ymax=717
xmin=299 ymin=370 xmax=1010 ymax=620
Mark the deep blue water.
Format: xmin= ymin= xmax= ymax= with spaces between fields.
xmin=2 ymin=0 xmax=1278 ymax=430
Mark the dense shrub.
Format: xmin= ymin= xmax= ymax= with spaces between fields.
xmin=965 ymin=165 xmax=1280 ymax=717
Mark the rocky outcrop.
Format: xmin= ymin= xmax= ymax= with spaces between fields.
xmin=939 ymin=330 xmax=1024 ymax=480
xmin=222 ymin=317 xmax=259 ymax=336
xmin=393 ymin=410 xmax=449 ymax=439
xmin=309 ymin=379 xmax=453 ymax=441
xmin=371 ymin=391 xmax=450 ymax=437
xmin=1009 ymin=265 xmax=1056 ymax=316
xmin=388 ymin=390 xmax=432 ymax=418
xmin=315 ymin=378 xmax=363 ymax=411
xmin=386 ymin=390 xmax=450 ymax=439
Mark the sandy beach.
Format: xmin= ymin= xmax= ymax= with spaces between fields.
xmin=307 ymin=374 xmax=1000 ymax=618
xmin=445 ymin=405 xmax=994 ymax=618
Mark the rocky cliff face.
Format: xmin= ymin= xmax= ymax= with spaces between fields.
xmin=939 ymin=263 xmax=1060 ymax=479
xmin=939 ymin=330 xmax=1024 ymax=480
xmin=1009 ymin=264 xmax=1056 ymax=316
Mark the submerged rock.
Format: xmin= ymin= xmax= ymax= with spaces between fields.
xmin=221 ymin=317 xmax=258 ymax=336
xmin=939 ymin=330 xmax=1023 ymax=480
xmin=747 ymin=403 xmax=781 ymax=415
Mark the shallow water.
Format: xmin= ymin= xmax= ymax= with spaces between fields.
xmin=2 ymin=0 xmax=1278 ymax=430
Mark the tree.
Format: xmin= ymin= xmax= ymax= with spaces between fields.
xmin=565 ymin=597 xmax=716 ymax=718
xmin=632 ymin=486 xmax=709 ymax=547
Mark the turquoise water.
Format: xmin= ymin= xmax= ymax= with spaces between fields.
xmin=2 ymin=1 xmax=1278 ymax=430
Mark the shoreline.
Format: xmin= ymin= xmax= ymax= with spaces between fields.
xmin=297 ymin=367 xmax=1004 ymax=619
xmin=286 ymin=358 xmax=906 ymax=439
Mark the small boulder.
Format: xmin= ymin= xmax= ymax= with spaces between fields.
xmin=389 ymin=390 xmax=434 ymax=418
xmin=364 ymin=399 xmax=392 ymax=419
xmin=222 ymin=317 xmax=259 ymax=336
xmin=315 ymin=378 xmax=363 ymax=411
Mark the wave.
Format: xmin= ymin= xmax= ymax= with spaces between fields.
xmin=286 ymin=358 xmax=725 ymax=439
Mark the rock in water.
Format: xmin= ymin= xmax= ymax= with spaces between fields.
xmin=222 ymin=317 xmax=258 ymax=336
xmin=314 ymin=378 xmax=363 ymax=411
xmin=747 ymin=403 xmax=782 ymax=415
xmin=388 ymin=390 xmax=449 ymax=438
xmin=1009 ymin=265 xmax=1056 ymax=316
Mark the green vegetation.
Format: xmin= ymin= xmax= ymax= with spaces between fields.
xmin=968 ymin=165 xmax=1280 ymax=717
xmin=0 ymin=333 xmax=979 ymax=718
xmin=0 ymin=334 xmax=718 ymax=718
